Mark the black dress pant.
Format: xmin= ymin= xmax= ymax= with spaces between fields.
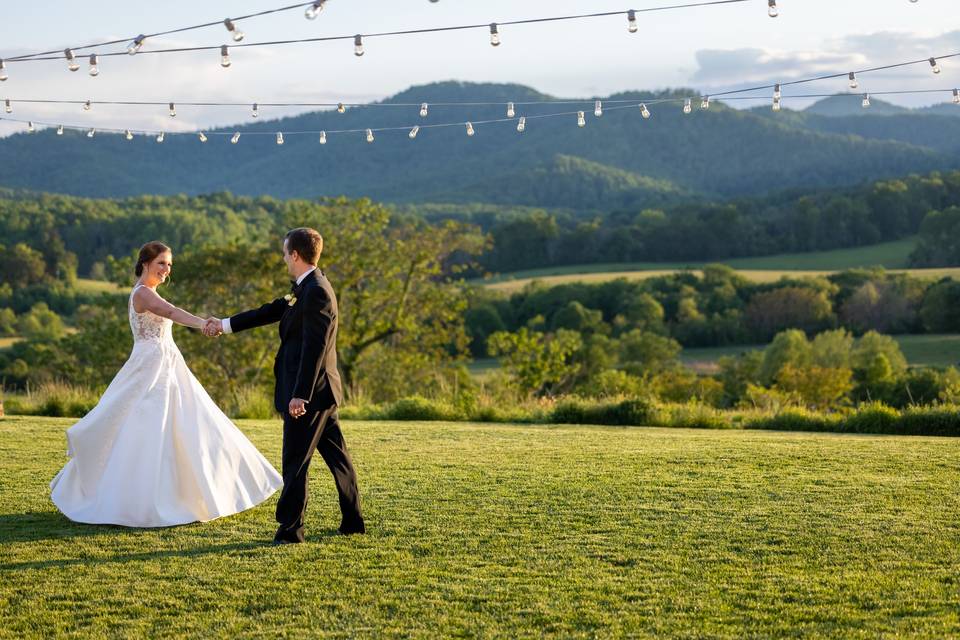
xmin=274 ymin=405 xmax=364 ymax=542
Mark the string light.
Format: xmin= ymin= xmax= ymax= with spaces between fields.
xmin=220 ymin=45 xmax=231 ymax=68
xmin=88 ymin=54 xmax=99 ymax=76
xmin=466 ymin=121 xmax=475 ymax=136
xmin=862 ymin=93 xmax=871 ymax=108
xmin=354 ymin=35 xmax=365 ymax=57
xmin=420 ymin=103 xmax=429 ymax=117
xmin=56 ymin=124 xmax=64 ymax=135
xmin=929 ymin=57 xmax=941 ymax=74
xmin=305 ymin=1 xmax=327 ymax=20
xmin=27 ymin=121 xmax=34 ymax=133
xmin=125 ymin=129 xmax=133 ymax=140
xmin=408 ymin=125 xmax=419 ymax=139
xmin=4 ymin=99 xmax=10 ymax=113
xmin=506 ymin=102 xmax=515 ymax=118
xmin=773 ymin=83 xmax=782 ymax=101
xmin=701 ymin=96 xmax=710 ymax=110
xmin=169 ymin=102 xmax=176 ymax=117
xmin=156 ymin=131 xmax=165 ymax=143
xmin=198 ymin=131 xmax=208 ymax=142
xmin=640 ymin=103 xmax=651 ymax=118
xmin=231 ymin=131 xmax=240 ymax=143
xmin=577 ymin=111 xmax=586 ymax=127
xmin=683 ymin=98 xmax=692 ymax=114
xmin=594 ymin=100 xmax=603 ymax=117
xmin=224 ymin=18 xmax=244 ymax=43
xmin=767 ymin=0 xmax=778 ymax=17
xmin=276 ymin=131 xmax=284 ymax=145
xmin=337 ymin=102 xmax=346 ymax=113
xmin=627 ymin=9 xmax=638 ymax=33
xmin=252 ymin=103 xmax=259 ymax=118
xmin=366 ymin=128 xmax=374 ymax=142
xmin=127 ymin=35 xmax=146 ymax=55
xmin=64 ymin=49 xmax=80 ymax=72
xmin=489 ymin=24 xmax=501 ymax=47
xmin=83 ymin=100 xmax=91 ymax=111
xmin=87 ymin=128 xmax=95 ymax=138
xmin=954 ymin=89 xmax=960 ymax=104
xmin=517 ymin=116 xmax=526 ymax=132
xmin=848 ymin=72 xmax=858 ymax=89
xmin=319 ymin=131 xmax=327 ymax=144
xmin=0 ymin=60 xmax=7 ymax=82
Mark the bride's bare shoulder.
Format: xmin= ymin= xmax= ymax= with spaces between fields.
xmin=132 ymin=285 xmax=166 ymax=314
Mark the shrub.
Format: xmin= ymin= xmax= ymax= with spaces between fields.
xmin=841 ymin=401 xmax=900 ymax=434
xmin=893 ymin=404 xmax=960 ymax=437
xmin=383 ymin=396 xmax=461 ymax=421
xmin=746 ymin=408 xmax=841 ymax=433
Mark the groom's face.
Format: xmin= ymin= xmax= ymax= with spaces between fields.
xmin=282 ymin=239 xmax=296 ymax=277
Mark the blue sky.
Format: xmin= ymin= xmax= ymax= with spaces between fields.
xmin=0 ymin=0 xmax=957 ymax=136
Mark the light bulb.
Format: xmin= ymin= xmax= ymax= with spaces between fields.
xmin=466 ymin=122 xmax=475 ymax=136
xmin=628 ymin=9 xmax=638 ymax=33
xmin=337 ymin=102 xmax=346 ymax=113
xmin=169 ymin=102 xmax=176 ymax=118
xmin=683 ymin=98 xmax=693 ymax=114
xmin=639 ymin=103 xmax=650 ymax=119
xmin=319 ymin=131 xmax=327 ymax=144
xmin=65 ymin=48 xmax=80 ymax=72
xmin=701 ymin=96 xmax=710 ymax=110
xmin=56 ymin=125 xmax=64 ymax=135
xmin=156 ymin=132 xmax=164 ymax=143
xmin=87 ymin=128 xmax=95 ymax=138
xmin=929 ymin=57 xmax=941 ymax=74
xmin=409 ymin=126 xmax=419 ymax=139
xmin=276 ymin=132 xmax=284 ymax=145
xmin=862 ymin=94 xmax=871 ymax=108
xmin=27 ymin=121 xmax=34 ymax=133
xmin=198 ymin=132 xmax=208 ymax=142
xmin=772 ymin=98 xmax=781 ymax=112
xmin=768 ymin=0 xmax=779 ymax=17
xmin=0 ymin=59 xmax=7 ymax=82
xmin=577 ymin=111 xmax=586 ymax=127
xmin=517 ymin=116 xmax=526 ymax=133
xmin=128 ymin=35 xmax=145 ymax=55
xmin=252 ymin=103 xmax=259 ymax=118
xmin=489 ymin=24 xmax=500 ymax=47
xmin=366 ymin=128 xmax=374 ymax=143
xmin=354 ymin=35 xmax=365 ymax=57
xmin=420 ymin=103 xmax=428 ymax=117
xmin=231 ymin=131 xmax=240 ymax=143
xmin=773 ymin=83 xmax=781 ymax=100
xmin=594 ymin=100 xmax=603 ymax=117
xmin=220 ymin=45 xmax=231 ymax=68
xmin=83 ymin=99 xmax=91 ymax=111
xmin=224 ymin=18 xmax=244 ymax=42
xmin=125 ymin=129 xmax=133 ymax=140
xmin=3 ymin=99 xmax=10 ymax=113
xmin=848 ymin=72 xmax=858 ymax=89
xmin=506 ymin=102 xmax=515 ymax=118
xmin=305 ymin=0 xmax=325 ymax=19
xmin=954 ymin=89 xmax=960 ymax=105
xmin=88 ymin=54 xmax=99 ymax=77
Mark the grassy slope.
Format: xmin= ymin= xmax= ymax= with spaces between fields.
xmin=2 ymin=417 xmax=959 ymax=638
xmin=479 ymin=237 xmax=960 ymax=293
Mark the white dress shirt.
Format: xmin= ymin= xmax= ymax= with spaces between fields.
xmin=221 ymin=267 xmax=316 ymax=334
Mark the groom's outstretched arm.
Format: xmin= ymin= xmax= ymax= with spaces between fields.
xmin=292 ymin=285 xmax=336 ymax=404
xmin=222 ymin=298 xmax=288 ymax=334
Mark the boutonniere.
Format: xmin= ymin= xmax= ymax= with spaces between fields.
xmin=284 ymin=293 xmax=297 ymax=307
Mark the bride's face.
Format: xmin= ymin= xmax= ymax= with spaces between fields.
xmin=147 ymin=251 xmax=173 ymax=284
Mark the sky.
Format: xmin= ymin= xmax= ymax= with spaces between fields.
xmin=0 ymin=0 xmax=957 ymax=136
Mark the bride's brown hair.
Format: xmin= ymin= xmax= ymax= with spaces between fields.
xmin=135 ymin=241 xmax=172 ymax=277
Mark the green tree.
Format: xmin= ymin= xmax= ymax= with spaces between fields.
xmin=16 ymin=302 xmax=65 ymax=341
xmin=488 ymin=328 xmax=582 ymax=396
xmin=618 ymin=329 xmax=682 ymax=376
xmin=0 ymin=243 xmax=46 ymax=288
xmin=775 ymin=364 xmax=854 ymax=410
xmin=759 ymin=329 xmax=812 ymax=385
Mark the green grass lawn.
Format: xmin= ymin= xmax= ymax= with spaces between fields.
xmin=2 ymin=416 xmax=959 ymax=637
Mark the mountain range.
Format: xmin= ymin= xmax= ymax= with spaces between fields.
xmin=1 ymin=81 xmax=958 ymax=210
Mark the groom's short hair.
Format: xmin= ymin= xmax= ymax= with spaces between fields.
xmin=285 ymin=228 xmax=323 ymax=265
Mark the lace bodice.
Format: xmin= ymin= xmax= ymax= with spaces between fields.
xmin=128 ymin=284 xmax=174 ymax=344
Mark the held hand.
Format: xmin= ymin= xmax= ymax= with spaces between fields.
xmin=289 ymin=397 xmax=308 ymax=419
xmin=203 ymin=317 xmax=222 ymax=337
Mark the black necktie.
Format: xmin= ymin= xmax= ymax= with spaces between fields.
xmin=290 ymin=280 xmax=298 ymax=292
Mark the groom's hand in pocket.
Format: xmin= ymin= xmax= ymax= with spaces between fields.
xmin=289 ymin=398 xmax=308 ymax=419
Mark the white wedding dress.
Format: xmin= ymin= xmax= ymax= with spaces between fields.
xmin=50 ymin=284 xmax=282 ymax=527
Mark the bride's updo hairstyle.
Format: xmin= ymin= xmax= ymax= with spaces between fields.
xmin=135 ymin=241 xmax=172 ymax=277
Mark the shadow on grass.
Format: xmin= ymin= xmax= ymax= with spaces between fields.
xmin=0 ymin=511 xmax=342 ymax=571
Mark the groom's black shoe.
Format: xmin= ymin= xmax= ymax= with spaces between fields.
xmin=271 ymin=538 xmax=300 ymax=546
xmin=338 ymin=519 xmax=366 ymax=535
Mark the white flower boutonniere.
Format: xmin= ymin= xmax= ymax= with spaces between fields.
xmin=284 ymin=293 xmax=297 ymax=307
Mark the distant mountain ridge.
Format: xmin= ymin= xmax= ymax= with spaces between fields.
xmin=0 ymin=81 xmax=957 ymax=210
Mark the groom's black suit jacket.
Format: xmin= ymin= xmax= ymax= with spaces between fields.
xmin=229 ymin=269 xmax=343 ymax=414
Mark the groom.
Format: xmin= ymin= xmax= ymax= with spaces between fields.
xmin=204 ymin=227 xmax=365 ymax=544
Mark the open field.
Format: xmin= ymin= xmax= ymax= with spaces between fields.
xmin=74 ymin=278 xmax=124 ymax=295
xmin=0 ymin=337 xmax=21 ymax=350
xmin=2 ymin=416 xmax=959 ymax=637
xmin=478 ymin=237 xmax=960 ymax=293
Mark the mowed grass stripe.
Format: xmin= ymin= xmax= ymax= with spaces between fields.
xmin=1 ymin=417 xmax=959 ymax=637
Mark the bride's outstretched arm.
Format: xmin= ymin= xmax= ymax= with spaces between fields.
xmin=133 ymin=287 xmax=205 ymax=330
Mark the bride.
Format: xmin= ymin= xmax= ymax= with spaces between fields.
xmin=50 ymin=241 xmax=282 ymax=527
